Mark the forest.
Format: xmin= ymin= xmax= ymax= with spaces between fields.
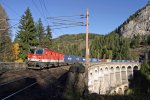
xmin=0 ymin=5 xmax=150 ymax=62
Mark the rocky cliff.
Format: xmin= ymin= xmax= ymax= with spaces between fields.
xmin=116 ymin=2 xmax=150 ymax=38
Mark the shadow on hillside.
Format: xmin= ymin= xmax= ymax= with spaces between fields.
xmin=0 ymin=71 xmax=6 ymax=83
xmin=8 ymin=71 xmax=69 ymax=100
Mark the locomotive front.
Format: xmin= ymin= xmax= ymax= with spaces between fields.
xmin=27 ymin=47 xmax=46 ymax=69
xmin=28 ymin=48 xmax=44 ymax=62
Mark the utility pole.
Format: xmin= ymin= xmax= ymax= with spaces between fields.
xmin=85 ymin=8 xmax=89 ymax=65
xmin=84 ymin=8 xmax=89 ymax=97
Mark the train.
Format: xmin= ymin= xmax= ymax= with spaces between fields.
xmin=27 ymin=47 xmax=143 ymax=69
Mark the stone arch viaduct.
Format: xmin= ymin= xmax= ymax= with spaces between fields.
xmin=87 ymin=62 xmax=140 ymax=94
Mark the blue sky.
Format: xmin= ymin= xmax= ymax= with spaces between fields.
xmin=0 ymin=0 xmax=149 ymax=39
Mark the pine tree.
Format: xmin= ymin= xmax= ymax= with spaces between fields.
xmin=0 ymin=4 xmax=13 ymax=62
xmin=43 ymin=25 xmax=52 ymax=48
xmin=15 ymin=8 xmax=38 ymax=61
xmin=36 ymin=18 xmax=45 ymax=47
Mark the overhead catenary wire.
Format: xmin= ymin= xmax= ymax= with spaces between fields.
xmin=51 ymin=22 xmax=84 ymax=27
xmin=38 ymin=0 xmax=49 ymax=26
xmin=42 ymin=0 xmax=49 ymax=15
xmin=1 ymin=0 xmax=87 ymax=38
xmin=0 ymin=22 xmax=19 ymax=33
xmin=52 ymin=24 xmax=85 ymax=30
xmin=48 ymin=14 xmax=85 ymax=18
xmin=47 ymin=15 xmax=85 ymax=23
xmin=47 ymin=14 xmax=86 ymax=30
xmin=32 ymin=0 xmax=48 ymax=25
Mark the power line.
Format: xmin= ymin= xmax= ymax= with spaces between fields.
xmin=0 ymin=23 xmax=19 ymax=34
xmin=47 ymin=15 xmax=85 ymax=23
xmin=42 ymin=0 xmax=48 ymax=14
xmin=48 ymin=14 xmax=85 ymax=18
xmin=52 ymin=24 xmax=85 ymax=30
xmin=32 ymin=0 xmax=46 ymax=21
xmin=38 ymin=0 xmax=49 ymax=25
xmin=52 ymin=22 xmax=84 ymax=26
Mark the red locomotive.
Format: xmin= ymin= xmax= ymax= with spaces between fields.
xmin=27 ymin=47 xmax=64 ymax=69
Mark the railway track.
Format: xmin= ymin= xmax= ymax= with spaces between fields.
xmin=0 ymin=77 xmax=36 ymax=100
xmin=0 ymin=65 xmax=70 ymax=99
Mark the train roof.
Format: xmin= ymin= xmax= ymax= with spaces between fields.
xmin=31 ymin=47 xmax=64 ymax=54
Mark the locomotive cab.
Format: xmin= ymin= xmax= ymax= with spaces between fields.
xmin=29 ymin=47 xmax=36 ymax=54
xmin=27 ymin=47 xmax=46 ymax=69
xmin=28 ymin=47 xmax=45 ymax=62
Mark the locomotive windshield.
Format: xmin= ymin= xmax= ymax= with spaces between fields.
xmin=35 ymin=49 xmax=44 ymax=54
xmin=29 ymin=48 xmax=35 ymax=54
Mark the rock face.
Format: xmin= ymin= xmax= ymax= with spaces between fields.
xmin=116 ymin=2 xmax=150 ymax=38
xmin=64 ymin=63 xmax=88 ymax=99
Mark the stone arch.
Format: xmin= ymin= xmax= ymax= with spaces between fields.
xmin=90 ymin=72 xmax=92 ymax=76
xmin=116 ymin=66 xmax=121 ymax=85
xmin=133 ymin=66 xmax=138 ymax=70
xmin=116 ymin=66 xmax=120 ymax=72
xmin=105 ymin=67 xmax=108 ymax=70
xmin=118 ymin=88 xmax=123 ymax=94
xmin=100 ymin=68 xmax=103 ymax=72
xmin=124 ymin=86 xmax=128 ymax=94
xmin=110 ymin=67 xmax=115 ymax=87
xmin=110 ymin=67 xmax=114 ymax=73
xmin=114 ymin=90 xmax=116 ymax=94
xmin=121 ymin=66 xmax=126 ymax=71
xmin=99 ymin=67 xmax=103 ymax=92
xmin=121 ymin=66 xmax=127 ymax=83
xmin=104 ymin=67 xmax=109 ymax=74
xmin=133 ymin=66 xmax=138 ymax=78
xmin=127 ymin=66 xmax=132 ymax=79
xmin=94 ymin=68 xmax=99 ymax=80
xmin=89 ymin=71 xmax=93 ymax=79
xmin=95 ymin=68 xmax=98 ymax=73
xmin=104 ymin=67 xmax=110 ymax=90
xmin=99 ymin=68 xmax=103 ymax=77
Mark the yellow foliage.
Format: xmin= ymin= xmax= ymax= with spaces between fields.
xmin=15 ymin=58 xmax=23 ymax=63
xmin=12 ymin=43 xmax=20 ymax=60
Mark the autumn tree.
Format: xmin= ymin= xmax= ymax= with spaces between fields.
xmin=12 ymin=43 xmax=23 ymax=62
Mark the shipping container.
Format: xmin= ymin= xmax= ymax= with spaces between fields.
xmin=90 ymin=58 xmax=99 ymax=62
xmin=101 ymin=59 xmax=107 ymax=62
xmin=106 ymin=59 xmax=111 ymax=62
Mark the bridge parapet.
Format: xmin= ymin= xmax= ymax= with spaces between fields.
xmin=87 ymin=62 xmax=140 ymax=94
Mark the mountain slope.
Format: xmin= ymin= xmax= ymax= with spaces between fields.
xmin=51 ymin=33 xmax=102 ymax=56
xmin=116 ymin=2 xmax=150 ymax=38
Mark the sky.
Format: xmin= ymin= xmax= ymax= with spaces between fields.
xmin=0 ymin=0 xmax=149 ymax=39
